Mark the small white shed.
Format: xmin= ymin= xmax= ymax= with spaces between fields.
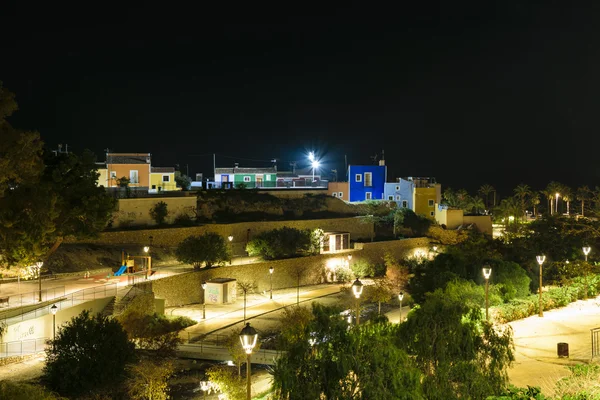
xmin=205 ymin=278 xmax=237 ymax=305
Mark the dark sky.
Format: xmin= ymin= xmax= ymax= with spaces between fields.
xmin=3 ymin=1 xmax=600 ymax=196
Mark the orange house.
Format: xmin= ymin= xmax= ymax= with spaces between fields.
xmin=105 ymin=153 xmax=152 ymax=188
xmin=327 ymin=182 xmax=349 ymax=201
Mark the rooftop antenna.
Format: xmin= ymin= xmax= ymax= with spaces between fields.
xmin=370 ymin=153 xmax=379 ymax=164
xmin=290 ymin=161 xmax=297 ymax=174
xmin=331 ymin=169 xmax=338 ymax=182
xmin=271 ymin=158 xmax=277 ymax=172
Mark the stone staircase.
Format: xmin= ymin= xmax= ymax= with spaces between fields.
xmin=101 ymin=296 xmax=116 ymax=318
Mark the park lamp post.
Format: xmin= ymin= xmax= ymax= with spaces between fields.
xmin=352 ymin=278 xmax=364 ymax=325
xmin=36 ymin=261 xmax=43 ymax=302
xmin=398 ymin=292 xmax=404 ymax=323
xmin=555 ymin=193 xmax=560 ymax=214
xmin=482 ymin=267 xmax=492 ymax=321
xmin=201 ymin=281 xmax=207 ymax=319
xmin=228 ymin=235 xmax=234 ymax=264
xmin=239 ymin=323 xmax=258 ymax=400
xmin=50 ymin=304 xmax=58 ymax=349
xmin=583 ymin=246 xmax=591 ymax=299
xmin=536 ymin=255 xmax=546 ymax=317
xmin=269 ymin=266 xmax=274 ymax=300
xmin=200 ymin=381 xmax=210 ymax=400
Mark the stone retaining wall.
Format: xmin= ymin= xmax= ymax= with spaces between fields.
xmin=146 ymin=237 xmax=429 ymax=306
xmin=66 ymin=217 xmax=374 ymax=247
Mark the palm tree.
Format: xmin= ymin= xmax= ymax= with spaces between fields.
xmin=562 ymin=186 xmax=573 ymax=215
xmin=497 ymin=197 xmax=520 ymax=227
xmin=545 ymin=181 xmax=563 ymax=215
xmin=530 ymin=193 xmax=540 ymax=218
xmin=469 ymin=196 xmax=485 ymax=215
xmin=456 ymin=189 xmax=470 ymax=211
xmin=576 ymin=186 xmax=591 ymax=217
xmin=540 ymin=189 xmax=553 ymax=215
xmin=478 ymin=184 xmax=495 ymax=210
xmin=513 ymin=184 xmax=531 ymax=220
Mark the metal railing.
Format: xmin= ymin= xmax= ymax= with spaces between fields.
xmin=0 ymin=283 xmax=118 ymax=325
xmin=592 ymin=327 xmax=600 ymax=358
xmin=0 ymin=337 xmax=48 ymax=358
xmin=0 ymin=286 xmax=66 ymax=309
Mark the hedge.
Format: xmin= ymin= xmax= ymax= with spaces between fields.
xmin=493 ymin=273 xmax=600 ymax=323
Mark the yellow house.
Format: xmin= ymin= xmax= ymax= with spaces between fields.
xmin=96 ymin=163 xmax=109 ymax=187
xmin=412 ymin=181 xmax=441 ymax=219
xmin=150 ymin=167 xmax=178 ymax=193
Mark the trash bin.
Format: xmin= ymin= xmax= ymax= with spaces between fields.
xmin=557 ymin=342 xmax=569 ymax=357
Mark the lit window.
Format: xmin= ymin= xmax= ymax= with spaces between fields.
xmin=130 ymin=170 xmax=139 ymax=184
xmin=338 ymin=192 xmax=343 ymax=197
xmin=162 ymin=175 xmax=170 ymax=182
xmin=243 ymin=176 xmax=251 ymax=182
xmin=355 ymin=174 xmax=362 ymax=182
xmin=364 ymin=172 xmax=372 ymax=187
xmin=110 ymin=171 xmax=117 ymax=179
xmin=388 ymin=195 xmax=394 ymax=200
xmin=366 ymin=192 xmax=372 ymax=200
xmin=428 ymin=199 xmax=434 ymax=207
xmin=266 ymin=175 xmax=271 ymax=181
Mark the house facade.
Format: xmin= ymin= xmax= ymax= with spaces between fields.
xmin=214 ymin=167 xmax=277 ymax=189
xmin=99 ymin=153 xmax=152 ymax=188
xmin=150 ymin=167 xmax=177 ymax=193
xmin=327 ymin=182 xmax=349 ymax=201
xmin=384 ymin=179 xmax=414 ymax=209
xmin=348 ymin=163 xmax=386 ymax=202
xmin=411 ymin=177 xmax=441 ymax=219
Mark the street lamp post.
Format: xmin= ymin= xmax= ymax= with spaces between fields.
xmin=239 ymin=323 xmax=258 ymax=400
xmin=352 ymin=278 xmax=363 ymax=325
xmin=555 ymin=193 xmax=560 ymax=214
xmin=201 ymin=281 xmax=207 ymax=319
xmin=482 ymin=267 xmax=492 ymax=321
xmin=36 ymin=261 xmax=43 ymax=302
xmin=583 ymin=246 xmax=591 ymax=300
xmin=50 ymin=304 xmax=58 ymax=350
xmin=269 ymin=266 xmax=274 ymax=300
xmin=228 ymin=235 xmax=234 ymax=264
xmin=536 ymin=255 xmax=546 ymax=317
xmin=398 ymin=292 xmax=404 ymax=323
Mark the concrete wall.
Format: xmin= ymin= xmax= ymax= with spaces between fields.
xmin=70 ymin=217 xmax=375 ymax=247
xmin=435 ymin=206 xmax=464 ymax=229
xmin=2 ymin=297 xmax=113 ymax=343
xmin=145 ymin=237 xmax=429 ymax=307
xmin=463 ymin=215 xmax=493 ymax=235
xmin=113 ymin=196 xmax=198 ymax=227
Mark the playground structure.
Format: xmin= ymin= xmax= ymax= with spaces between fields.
xmin=114 ymin=249 xmax=152 ymax=278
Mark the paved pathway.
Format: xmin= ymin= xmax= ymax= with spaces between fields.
xmin=506 ymin=296 xmax=600 ymax=396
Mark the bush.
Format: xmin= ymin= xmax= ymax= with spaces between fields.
xmin=0 ymin=381 xmax=63 ymax=400
xmin=246 ymin=227 xmax=312 ymax=260
xmin=149 ymin=201 xmax=169 ymax=225
xmin=493 ymin=261 xmax=531 ymax=302
xmin=173 ymin=213 xmax=195 ymax=226
xmin=175 ymin=232 xmax=230 ymax=268
xmin=350 ymin=259 xmax=375 ymax=278
xmin=494 ymin=273 xmax=600 ymax=323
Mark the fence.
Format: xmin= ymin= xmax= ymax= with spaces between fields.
xmin=0 ymin=286 xmax=66 ymax=310
xmin=592 ymin=327 xmax=600 ymax=359
xmin=0 ymin=337 xmax=48 ymax=358
xmin=0 ymin=283 xmax=118 ymax=326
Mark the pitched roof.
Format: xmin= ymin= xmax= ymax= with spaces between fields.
xmin=215 ymin=167 xmax=277 ymax=174
xmin=151 ymin=167 xmax=175 ymax=173
xmin=106 ymin=153 xmax=151 ymax=164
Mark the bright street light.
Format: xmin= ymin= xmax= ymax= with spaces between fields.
xmin=269 ymin=266 xmax=274 ymax=300
xmin=536 ymin=255 xmax=546 ymax=317
xmin=50 ymin=304 xmax=58 ymax=349
xmin=583 ymin=246 xmax=591 ymax=299
xmin=555 ymin=193 xmax=560 ymax=214
xmin=228 ymin=235 xmax=233 ymax=242
xmin=482 ymin=267 xmax=492 ymax=321
xmin=398 ymin=292 xmax=404 ymax=323
xmin=201 ymin=281 xmax=207 ymax=319
xmin=352 ymin=278 xmax=363 ymax=325
xmin=239 ymin=323 xmax=258 ymax=400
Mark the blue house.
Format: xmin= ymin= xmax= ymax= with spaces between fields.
xmin=384 ymin=178 xmax=414 ymax=209
xmin=348 ymin=164 xmax=387 ymax=202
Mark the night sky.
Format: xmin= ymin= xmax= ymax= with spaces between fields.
xmin=3 ymin=2 xmax=600 ymax=196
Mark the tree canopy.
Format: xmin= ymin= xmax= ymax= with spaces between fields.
xmin=175 ymin=232 xmax=230 ymax=268
xmin=43 ymin=310 xmax=135 ymax=397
